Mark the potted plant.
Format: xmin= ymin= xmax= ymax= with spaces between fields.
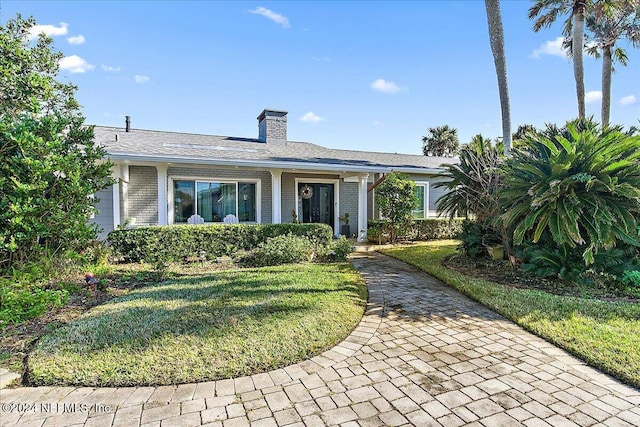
xmin=338 ymin=212 xmax=350 ymax=237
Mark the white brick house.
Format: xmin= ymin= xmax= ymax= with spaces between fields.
xmin=92 ymin=109 xmax=457 ymax=241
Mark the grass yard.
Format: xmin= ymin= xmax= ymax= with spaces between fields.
xmin=381 ymin=241 xmax=640 ymax=389
xmin=26 ymin=263 xmax=366 ymax=387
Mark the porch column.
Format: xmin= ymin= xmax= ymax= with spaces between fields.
xmin=157 ymin=164 xmax=168 ymax=225
xmin=111 ymin=165 xmax=121 ymax=229
xmin=357 ymin=174 xmax=369 ymax=242
xmin=120 ymin=164 xmax=129 ymax=223
xmin=270 ymin=169 xmax=282 ymax=224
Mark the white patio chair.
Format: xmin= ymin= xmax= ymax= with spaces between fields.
xmin=223 ymin=214 xmax=239 ymax=224
xmin=187 ymin=214 xmax=205 ymax=224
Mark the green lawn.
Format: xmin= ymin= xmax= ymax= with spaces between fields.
xmin=381 ymin=241 xmax=640 ymax=389
xmin=27 ymin=263 xmax=366 ymax=387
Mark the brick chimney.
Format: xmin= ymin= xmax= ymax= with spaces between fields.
xmin=257 ymin=109 xmax=287 ymax=143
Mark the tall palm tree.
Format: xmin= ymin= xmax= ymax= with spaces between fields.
xmin=422 ymin=125 xmax=460 ymax=157
xmin=587 ymin=0 xmax=640 ymax=126
xmin=485 ymin=0 xmax=512 ymax=156
xmin=529 ymin=0 xmax=590 ymax=119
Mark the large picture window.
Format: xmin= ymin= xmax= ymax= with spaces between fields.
xmin=173 ymin=180 xmax=257 ymax=223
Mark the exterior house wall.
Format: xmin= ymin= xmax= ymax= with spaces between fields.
xmin=128 ymin=166 xmax=158 ymax=225
xmin=167 ymin=166 xmax=272 ymax=223
xmin=93 ymin=187 xmax=114 ymax=240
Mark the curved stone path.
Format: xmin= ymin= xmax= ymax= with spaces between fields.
xmin=1 ymin=252 xmax=638 ymax=427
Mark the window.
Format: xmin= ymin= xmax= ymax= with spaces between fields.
xmin=173 ymin=180 xmax=257 ymax=223
xmin=412 ymin=183 xmax=429 ymax=219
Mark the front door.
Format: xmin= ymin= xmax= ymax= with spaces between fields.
xmin=299 ymin=183 xmax=334 ymax=227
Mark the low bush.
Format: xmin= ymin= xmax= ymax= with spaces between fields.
xmin=458 ymin=220 xmax=500 ymax=259
xmin=329 ymin=236 xmax=355 ymax=261
xmin=236 ymin=234 xmax=314 ymax=267
xmin=0 ymin=280 xmax=68 ymax=325
xmin=107 ymin=223 xmax=333 ymax=263
xmin=367 ymin=219 xmax=463 ymax=242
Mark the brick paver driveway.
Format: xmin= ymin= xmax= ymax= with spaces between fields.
xmin=1 ymin=251 xmax=638 ymax=427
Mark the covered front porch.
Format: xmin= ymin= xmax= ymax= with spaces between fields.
xmin=97 ymin=163 xmax=372 ymax=241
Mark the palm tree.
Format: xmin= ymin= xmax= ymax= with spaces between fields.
xmin=586 ymin=0 xmax=640 ymax=126
xmin=485 ymin=0 xmax=512 ymax=156
xmin=529 ymin=0 xmax=591 ymax=119
xmin=422 ymin=125 xmax=459 ymax=157
xmin=467 ymin=134 xmax=494 ymax=155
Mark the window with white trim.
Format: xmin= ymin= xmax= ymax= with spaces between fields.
xmin=173 ymin=180 xmax=257 ymax=223
xmin=412 ymin=183 xmax=429 ymax=219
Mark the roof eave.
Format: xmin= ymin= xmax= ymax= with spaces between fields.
xmin=106 ymin=152 xmax=446 ymax=175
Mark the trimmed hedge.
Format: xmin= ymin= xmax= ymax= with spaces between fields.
xmin=107 ymin=223 xmax=333 ymax=263
xmin=368 ymin=218 xmax=464 ymax=242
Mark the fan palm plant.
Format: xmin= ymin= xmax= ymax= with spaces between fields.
xmin=500 ymin=119 xmax=640 ymax=265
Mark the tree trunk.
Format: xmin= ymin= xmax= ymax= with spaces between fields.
xmin=601 ymin=46 xmax=612 ymax=126
xmin=485 ymin=0 xmax=512 ymax=156
xmin=573 ymin=2 xmax=586 ymax=119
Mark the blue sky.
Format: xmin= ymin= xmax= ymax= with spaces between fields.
xmin=2 ymin=1 xmax=639 ymax=154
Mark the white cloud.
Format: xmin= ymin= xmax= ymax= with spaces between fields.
xmin=620 ymin=95 xmax=637 ymax=106
xmin=312 ymin=56 xmax=331 ymax=62
xmin=67 ymin=34 xmax=85 ymax=45
xmin=28 ymin=22 xmax=68 ymax=39
xmin=101 ymin=64 xmax=121 ymax=72
xmin=134 ymin=74 xmax=150 ymax=84
xmin=585 ymin=90 xmax=602 ymax=103
xmin=371 ymin=79 xmax=406 ymax=94
xmin=249 ymin=7 xmax=290 ymax=28
xmin=300 ymin=112 xmax=324 ymax=123
xmin=372 ymin=120 xmax=383 ymax=127
xmin=530 ymin=37 xmax=567 ymax=59
xmin=59 ymin=55 xmax=94 ymax=73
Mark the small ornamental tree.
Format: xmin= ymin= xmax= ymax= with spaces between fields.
xmin=0 ymin=15 xmax=113 ymax=269
xmin=375 ymin=172 xmax=416 ymax=242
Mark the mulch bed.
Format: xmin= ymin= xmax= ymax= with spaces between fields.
xmin=443 ymin=253 xmax=638 ymax=303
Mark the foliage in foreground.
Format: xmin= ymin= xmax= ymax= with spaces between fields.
xmin=381 ymin=242 xmax=640 ymax=389
xmin=27 ymin=263 xmax=367 ymax=386
xmin=0 ymin=244 xmax=111 ymax=326
xmin=0 ymin=15 xmax=113 ymax=269
xmin=501 ymin=119 xmax=640 ymax=266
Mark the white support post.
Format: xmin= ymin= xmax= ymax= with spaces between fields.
xmin=111 ymin=165 xmax=121 ymax=229
xmin=157 ymin=164 xmax=168 ymax=225
xmin=358 ymin=174 xmax=369 ymax=242
xmin=120 ymin=164 xmax=129 ymax=223
xmin=270 ymin=169 xmax=282 ymax=224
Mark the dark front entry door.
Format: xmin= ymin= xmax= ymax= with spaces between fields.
xmin=299 ymin=183 xmax=334 ymax=227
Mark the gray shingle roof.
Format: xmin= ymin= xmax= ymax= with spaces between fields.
xmin=93 ymin=125 xmax=458 ymax=173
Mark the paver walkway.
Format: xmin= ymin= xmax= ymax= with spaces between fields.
xmin=1 ymin=251 xmax=638 ymax=427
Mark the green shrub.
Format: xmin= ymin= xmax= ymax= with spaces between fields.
xmin=458 ymin=220 xmax=500 ymax=259
xmin=367 ymin=219 xmax=463 ymax=242
xmin=0 ymin=280 xmax=68 ymax=325
xmin=107 ymin=223 xmax=333 ymax=263
xmin=236 ymin=234 xmax=314 ymax=267
xmin=330 ymin=236 xmax=355 ymax=261
xmin=501 ymin=119 xmax=640 ymax=265
xmin=622 ymin=270 xmax=640 ymax=287
xmin=374 ymin=172 xmax=416 ymax=242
